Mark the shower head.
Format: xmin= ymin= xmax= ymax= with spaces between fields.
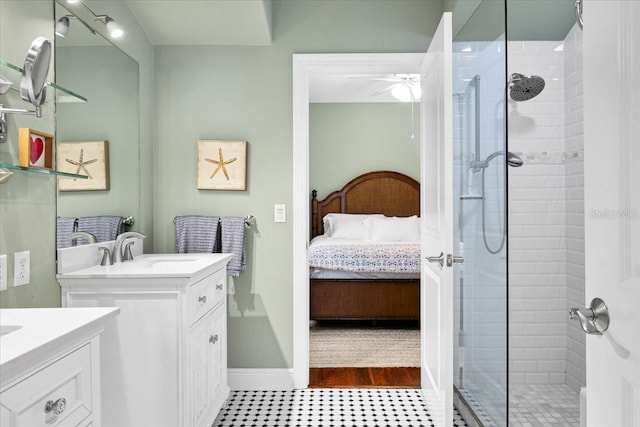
xmin=508 ymin=73 xmax=545 ymax=101
xmin=482 ymin=151 xmax=524 ymax=168
xmin=506 ymin=151 xmax=524 ymax=167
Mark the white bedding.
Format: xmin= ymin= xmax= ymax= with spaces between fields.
xmin=308 ymin=235 xmax=421 ymax=278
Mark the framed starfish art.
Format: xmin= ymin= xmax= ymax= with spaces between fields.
xmin=57 ymin=141 xmax=110 ymax=191
xmin=197 ymin=140 xmax=247 ymax=190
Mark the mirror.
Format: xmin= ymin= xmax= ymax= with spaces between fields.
xmin=20 ymin=36 xmax=52 ymax=112
xmin=54 ymin=1 xmax=140 ymax=247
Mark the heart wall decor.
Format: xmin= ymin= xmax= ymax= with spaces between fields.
xmin=18 ymin=128 xmax=54 ymax=170
xmin=30 ymin=136 xmax=45 ymax=166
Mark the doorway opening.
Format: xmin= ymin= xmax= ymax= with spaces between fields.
xmin=292 ymin=53 xmax=425 ymax=389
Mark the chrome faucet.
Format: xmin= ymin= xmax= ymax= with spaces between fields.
xmin=68 ymin=231 xmax=97 ymax=246
xmin=112 ymin=231 xmax=145 ymax=263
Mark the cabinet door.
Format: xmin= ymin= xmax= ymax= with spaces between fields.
xmin=190 ymin=307 xmax=224 ymax=427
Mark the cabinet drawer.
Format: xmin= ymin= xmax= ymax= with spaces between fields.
xmin=187 ymin=268 xmax=225 ymax=324
xmin=0 ymin=344 xmax=92 ymax=427
xmin=209 ymin=268 xmax=226 ymax=309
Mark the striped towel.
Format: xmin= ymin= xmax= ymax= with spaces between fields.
xmin=174 ymin=215 xmax=220 ymax=253
xmin=77 ymin=216 xmax=125 ymax=243
xmin=57 ymin=217 xmax=78 ymax=248
xmin=220 ymin=217 xmax=247 ymax=277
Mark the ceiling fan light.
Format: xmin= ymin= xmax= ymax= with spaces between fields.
xmin=391 ymin=84 xmax=412 ymax=102
xmin=410 ymin=84 xmax=422 ymax=100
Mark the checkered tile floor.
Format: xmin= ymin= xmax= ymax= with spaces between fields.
xmin=213 ymin=389 xmax=468 ymax=426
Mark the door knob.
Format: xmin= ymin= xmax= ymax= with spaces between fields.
xmin=426 ymin=252 xmax=444 ymax=268
xmin=447 ymin=254 xmax=464 ymax=267
xmin=569 ymin=297 xmax=609 ymax=334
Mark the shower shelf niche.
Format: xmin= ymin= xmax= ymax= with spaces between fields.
xmin=0 ymin=58 xmax=87 ymax=103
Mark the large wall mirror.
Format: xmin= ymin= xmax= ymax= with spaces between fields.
xmin=54 ymin=0 xmax=140 ymax=247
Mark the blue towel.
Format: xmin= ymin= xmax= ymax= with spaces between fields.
xmin=77 ymin=216 xmax=125 ymax=243
xmin=57 ymin=217 xmax=77 ymax=248
xmin=220 ymin=217 xmax=246 ymax=277
xmin=174 ymin=215 xmax=220 ymax=253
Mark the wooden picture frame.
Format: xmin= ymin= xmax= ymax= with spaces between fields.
xmin=197 ymin=140 xmax=247 ymax=190
xmin=57 ymin=140 xmax=110 ymax=191
xmin=18 ymin=128 xmax=54 ymax=169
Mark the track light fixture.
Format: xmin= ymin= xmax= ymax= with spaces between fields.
xmin=55 ymin=16 xmax=70 ymax=37
xmin=55 ymin=1 xmax=124 ymax=40
xmin=97 ymin=15 xmax=124 ymax=39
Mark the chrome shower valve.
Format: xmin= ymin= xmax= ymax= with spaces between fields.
xmin=569 ymin=297 xmax=609 ymax=335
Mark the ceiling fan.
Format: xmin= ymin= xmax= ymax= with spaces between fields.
xmin=348 ymin=73 xmax=422 ymax=102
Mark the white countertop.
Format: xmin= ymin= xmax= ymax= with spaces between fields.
xmin=0 ymin=307 xmax=120 ymax=387
xmin=57 ymin=253 xmax=233 ymax=279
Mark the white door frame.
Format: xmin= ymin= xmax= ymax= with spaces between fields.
xmin=292 ymin=53 xmax=425 ymax=388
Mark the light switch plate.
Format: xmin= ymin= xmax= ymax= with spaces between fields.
xmin=274 ymin=204 xmax=286 ymax=223
xmin=14 ymin=251 xmax=30 ymax=287
xmin=0 ymin=254 xmax=7 ymax=291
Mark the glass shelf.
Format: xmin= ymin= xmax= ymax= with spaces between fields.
xmin=0 ymin=58 xmax=87 ymax=103
xmin=0 ymin=162 xmax=88 ymax=179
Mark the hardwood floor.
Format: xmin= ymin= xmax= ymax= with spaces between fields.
xmin=309 ymin=367 xmax=420 ymax=388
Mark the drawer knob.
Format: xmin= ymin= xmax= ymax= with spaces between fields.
xmin=198 ymin=295 xmax=207 ymax=303
xmin=216 ymin=283 xmax=223 ymax=291
xmin=45 ymin=398 xmax=66 ymax=415
xmin=209 ymin=334 xmax=219 ymax=344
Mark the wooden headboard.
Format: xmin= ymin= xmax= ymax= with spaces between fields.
xmin=311 ymin=170 xmax=420 ymax=238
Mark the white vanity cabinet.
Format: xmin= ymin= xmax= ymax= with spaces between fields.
xmin=0 ymin=308 xmax=120 ymax=427
xmin=57 ymin=253 xmax=233 ymax=427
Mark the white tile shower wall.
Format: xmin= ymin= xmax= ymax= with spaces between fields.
xmin=508 ymin=41 xmax=566 ymax=386
xmin=563 ymin=24 xmax=585 ymax=393
xmin=507 ymin=33 xmax=585 ymax=389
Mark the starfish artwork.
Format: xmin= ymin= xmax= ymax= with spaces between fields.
xmin=206 ymin=147 xmax=237 ymax=180
xmin=65 ymin=148 xmax=97 ymax=179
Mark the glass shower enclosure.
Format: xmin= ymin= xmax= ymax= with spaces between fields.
xmin=451 ymin=1 xmax=508 ymax=426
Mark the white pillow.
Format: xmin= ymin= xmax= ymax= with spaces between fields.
xmin=322 ymin=213 xmax=383 ymax=239
xmin=365 ymin=215 xmax=420 ymax=242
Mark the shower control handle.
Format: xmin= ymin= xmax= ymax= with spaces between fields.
xmin=569 ymin=297 xmax=609 ymax=335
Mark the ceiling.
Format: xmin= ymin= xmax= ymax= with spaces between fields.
xmin=124 ymin=0 xmax=272 ymax=46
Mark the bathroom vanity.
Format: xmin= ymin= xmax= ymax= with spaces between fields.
xmin=57 ymin=253 xmax=233 ymax=427
xmin=0 ymin=307 xmax=119 ymax=427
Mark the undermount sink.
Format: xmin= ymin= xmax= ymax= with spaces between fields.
xmin=0 ymin=325 xmax=22 ymax=337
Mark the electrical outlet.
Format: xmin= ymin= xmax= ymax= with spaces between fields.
xmin=14 ymin=251 xmax=30 ymax=287
xmin=274 ymin=204 xmax=286 ymax=223
xmin=0 ymin=254 xmax=7 ymax=291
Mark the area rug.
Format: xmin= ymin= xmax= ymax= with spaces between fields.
xmin=309 ymin=324 xmax=420 ymax=368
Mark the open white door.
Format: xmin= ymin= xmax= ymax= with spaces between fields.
xmin=420 ymin=12 xmax=453 ymax=427
xmin=583 ymin=1 xmax=640 ymax=425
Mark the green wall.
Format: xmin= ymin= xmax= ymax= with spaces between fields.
xmin=153 ymin=0 xmax=443 ymax=368
xmin=310 ymin=103 xmax=420 ymax=200
xmin=445 ymin=0 xmax=576 ymax=41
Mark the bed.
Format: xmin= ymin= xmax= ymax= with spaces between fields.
xmin=309 ymin=170 xmax=421 ymax=321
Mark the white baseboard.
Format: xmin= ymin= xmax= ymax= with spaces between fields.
xmin=228 ymin=369 xmax=295 ymax=391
